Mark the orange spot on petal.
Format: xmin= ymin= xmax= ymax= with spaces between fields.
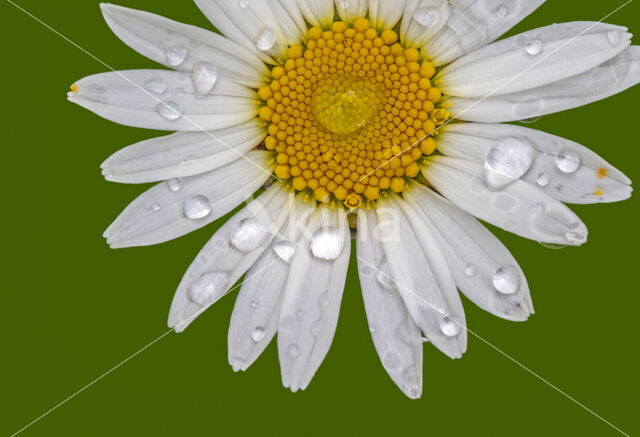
xmin=597 ymin=167 xmax=607 ymax=178
xmin=594 ymin=189 xmax=603 ymax=196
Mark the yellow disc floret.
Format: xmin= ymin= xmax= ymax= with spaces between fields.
xmin=259 ymin=18 xmax=449 ymax=205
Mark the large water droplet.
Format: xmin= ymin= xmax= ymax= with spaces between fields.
xmin=484 ymin=137 xmax=536 ymax=190
xmin=192 ymin=62 xmax=218 ymax=95
xmin=251 ymin=326 xmax=266 ymax=342
xmin=492 ymin=266 xmax=520 ymax=294
xmin=555 ymin=150 xmax=581 ymax=174
xmin=256 ymin=27 xmax=277 ymax=51
xmin=495 ymin=5 xmax=508 ymax=18
xmin=525 ymin=39 xmax=543 ymax=56
xmin=165 ymin=45 xmax=187 ymax=66
xmin=144 ymin=77 xmax=166 ymax=94
xmin=536 ymin=172 xmax=550 ymax=187
xmin=440 ymin=316 xmax=461 ymax=337
xmin=412 ymin=7 xmax=438 ymax=26
xmin=167 ymin=178 xmax=182 ymax=192
xmin=157 ymin=101 xmax=182 ymax=120
xmin=310 ymin=227 xmax=344 ymax=261
xmin=273 ymin=240 xmax=296 ymax=263
xmin=230 ymin=218 xmax=270 ymax=252
xmin=287 ymin=344 xmax=300 ymax=359
xmin=188 ymin=271 xmax=229 ymax=305
xmin=184 ymin=195 xmax=211 ymax=219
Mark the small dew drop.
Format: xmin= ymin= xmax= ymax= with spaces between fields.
xmin=165 ymin=45 xmax=187 ymax=66
xmin=167 ymin=178 xmax=182 ymax=192
xmin=369 ymin=325 xmax=376 ymax=333
xmin=412 ymin=7 xmax=438 ymax=26
xmin=607 ymin=30 xmax=621 ymax=45
xmin=318 ymin=291 xmax=329 ymax=308
xmin=151 ymin=203 xmax=161 ymax=212
xmin=439 ymin=316 xmax=461 ymax=337
xmin=144 ymin=77 xmax=167 ymax=94
xmin=337 ymin=0 xmax=349 ymax=9
xmin=565 ymin=229 xmax=586 ymax=244
xmin=287 ymin=344 xmax=300 ymax=359
xmin=192 ymin=62 xmax=218 ymax=95
xmin=310 ymin=227 xmax=344 ymax=261
xmin=230 ymin=218 xmax=269 ymax=252
xmin=250 ymin=300 xmax=259 ymax=308
xmin=238 ymin=0 xmax=249 ymax=8
xmin=184 ymin=195 xmax=211 ymax=220
xmin=273 ymin=240 xmax=296 ymax=263
xmin=464 ymin=264 xmax=476 ymax=277
xmin=495 ymin=5 xmax=508 ymax=18
xmin=157 ymin=101 xmax=182 ymax=120
xmin=524 ymin=39 xmax=543 ymax=56
xmin=311 ymin=321 xmax=321 ymax=336
xmin=256 ymin=27 xmax=277 ymax=51
xmin=251 ymin=327 xmax=266 ymax=342
xmin=536 ymin=172 xmax=550 ymax=187
xmin=555 ymin=150 xmax=581 ymax=174
xmin=492 ymin=266 xmax=520 ymax=295
xmin=188 ymin=271 xmax=229 ymax=305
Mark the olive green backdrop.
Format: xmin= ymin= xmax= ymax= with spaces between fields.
xmin=1 ymin=0 xmax=638 ymax=435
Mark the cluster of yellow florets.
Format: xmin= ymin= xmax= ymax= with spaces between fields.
xmin=258 ymin=17 xmax=448 ymax=207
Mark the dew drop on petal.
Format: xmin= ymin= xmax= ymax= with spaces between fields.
xmin=151 ymin=203 xmax=160 ymax=212
xmin=167 ymin=178 xmax=182 ymax=192
xmin=525 ymin=39 xmax=543 ymax=56
xmin=565 ymin=229 xmax=586 ymax=244
xmin=484 ymin=137 xmax=536 ymax=190
xmin=536 ymin=172 xmax=550 ymax=187
xmin=539 ymin=242 xmax=567 ymax=250
xmin=157 ymin=101 xmax=182 ymax=120
xmin=184 ymin=195 xmax=211 ymax=219
xmin=287 ymin=344 xmax=300 ymax=359
xmin=238 ymin=0 xmax=249 ymax=9
xmin=192 ymin=62 xmax=218 ymax=95
xmin=230 ymin=218 xmax=270 ymax=252
xmin=256 ymin=27 xmax=277 ymax=51
xmin=492 ymin=266 xmax=520 ymax=295
xmin=337 ymin=0 xmax=349 ymax=9
xmin=165 ymin=45 xmax=187 ymax=66
xmin=310 ymin=227 xmax=344 ymax=261
xmin=250 ymin=300 xmax=259 ymax=308
xmin=188 ymin=271 xmax=229 ymax=305
xmin=555 ymin=150 xmax=581 ymax=174
xmin=607 ymin=30 xmax=621 ymax=45
xmin=464 ymin=264 xmax=476 ymax=277
xmin=251 ymin=326 xmax=266 ymax=342
xmin=369 ymin=325 xmax=376 ymax=333
xmin=273 ymin=240 xmax=296 ymax=263
xmin=495 ymin=5 xmax=508 ymax=18
xmin=439 ymin=316 xmax=461 ymax=337
xmin=311 ymin=321 xmax=321 ymax=336
xmin=144 ymin=77 xmax=167 ymax=94
xmin=412 ymin=7 xmax=437 ymax=26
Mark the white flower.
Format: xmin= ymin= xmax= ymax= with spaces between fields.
xmin=69 ymin=0 xmax=637 ymax=398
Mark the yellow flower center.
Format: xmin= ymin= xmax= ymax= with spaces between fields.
xmin=258 ymin=17 xmax=448 ymax=206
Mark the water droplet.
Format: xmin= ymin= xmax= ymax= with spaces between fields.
xmin=273 ymin=240 xmax=296 ymax=263
xmin=555 ymin=150 xmax=581 ymax=174
xmin=311 ymin=321 xmax=321 ymax=336
xmin=484 ymin=137 xmax=536 ymax=190
xmin=144 ymin=77 xmax=166 ymax=94
xmin=151 ymin=203 xmax=161 ymax=212
xmin=251 ymin=327 xmax=265 ymax=342
xmin=250 ymin=300 xmax=259 ymax=308
xmin=184 ymin=195 xmax=211 ymax=219
xmin=165 ymin=45 xmax=187 ymax=66
xmin=495 ymin=5 xmax=508 ymax=18
xmin=157 ymin=101 xmax=182 ymax=120
xmin=412 ymin=7 xmax=438 ymax=26
xmin=310 ymin=227 xmax=344 ymax=261
xmin=376 ymin=257 xmax=395 ymax=289
xmin=439 ymin=316 xmax=461 ymax=337
xmin=607 ymin=30 xmax=621 ymax=45
xmin=525 ymin=39 xmax=543 ymax=56
xmin=337 ymin=0 xmax=349 ymax=9
xmin=464 ymin=264 xmax=476 ymax=277
xmin=369 ymin=325 xmax=376 ymax=333
xmin=492 ymin=266 xmax=520 ymax=295
xmin=256 ymin=27 xmax=277 ymax=51
xmin=167 ymin=178 xmax=182 ymax=192
xmin=188 ymin=271 xmax=229 ymax=305
xmin=536 ymin=172 xmax=550 ymax=187
xmin=192 ymin=62 xmax=218 ymax=95
xmin=230 ymin=218 xmax=269 ymax=252
xmin=565 ymin=229 xmax=586 ymax=244
xmin=539 ymin=242 xmax=567 ymax=250
xmin=238 ymin=0 xmax=249 ymax=8
xmin=287 ymin=344 xmax=300 ymax=359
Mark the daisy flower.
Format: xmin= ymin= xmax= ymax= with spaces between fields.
xmin=68 ymin=0 xmax=638 ymax=398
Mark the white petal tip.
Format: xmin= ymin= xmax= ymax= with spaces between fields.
xmin=403 ymin=387 xmax=422 ymax=399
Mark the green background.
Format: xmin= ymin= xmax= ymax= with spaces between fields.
xmin=2 ymin=0 xmax=638 ymax=435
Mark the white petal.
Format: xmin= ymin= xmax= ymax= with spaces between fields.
xmin=68 ymin=70 xmax=259 ymax=131
xmin=278 ymin=204 xmax=350 ymax=392
xmin=377 ymin=197 xmax=467 ymax=359
xmin=406 ymin=184 xmax=534 ymax=321
xmin=194 ymin=0 xmax=289 ymax=63
xmin=296 ymin=0 xmax=335 ymax=28
xmin=335 ymin=0 xmax=367 ymax=25
xmin=369 ymin=0 xmax=407 ymax=31
xmin=100 ymin=4 xmax=268 ymax=87
xmin=423 ymin=156 xmax=588 ymax=246
xmin=439 ymin=22 xmax=631 ymax=97
xmin=448 ymin=46 xmax=640 ymax=122
xmin=266 ymin=0 xmax=307 ymax=45
xmin=439 ymin=123 xmax=632 ymax=204
xmin=356 ymin=207 xmax=422 ymax=399
xmin=425 ymin=0 xmax=547 ymax=66
xmin=228 ymin=194 xmax=315 ymax=371
xmin=104 ymin=151 xmax=274 ymax=248
xmin=168 ymin=184 xmax=293 ymax=332
xmin=399 ymin=0 xmax=450 ymax=49
xmin=101 ymin=120 xmax=266 ymax=183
